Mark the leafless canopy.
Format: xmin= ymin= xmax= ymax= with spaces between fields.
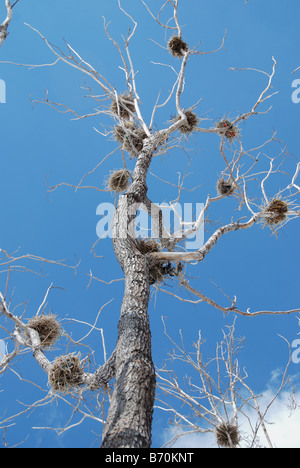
xmin=156 ymin=319 xmax=293 ymax=448
xmin=0 ymin=0 xmax=299 ymax=448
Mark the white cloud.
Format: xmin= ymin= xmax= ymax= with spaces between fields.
xmin=245 ymin=389 xmax=300 ymax=449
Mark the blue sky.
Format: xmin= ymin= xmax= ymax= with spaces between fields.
xmin=0 ymin=0 xmax=300 ymax=448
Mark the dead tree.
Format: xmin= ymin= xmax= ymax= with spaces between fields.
xmin=0 ymin=0 xmax=21 ymax=47
xmin=156 ymin=319 xmax=293 ymax=448
xmin=0 ymin=0 xmax=300 ymax=448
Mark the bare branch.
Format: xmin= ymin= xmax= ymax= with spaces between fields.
xmin=179 ymin=277 xmax=300 ymax=318
xmin=157 ymin=321 xmax=293 ymax=448
xmin=0 ymin=0 xmax=13 ymax=48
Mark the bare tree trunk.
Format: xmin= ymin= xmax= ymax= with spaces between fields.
xmin=101 ymin=252 xmax=155 ymax=448
xmin=101 ymin=142 xmax=156 ymax=448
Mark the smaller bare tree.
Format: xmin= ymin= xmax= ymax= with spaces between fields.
xmin=156 ymin=318 xmax=294 ymax=448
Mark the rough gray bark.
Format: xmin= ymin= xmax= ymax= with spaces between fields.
xmin=101 ymin=251 xmax=155 ymax=448
xmin=100 ymin=116 xmax=198 ymax=447
xmin=101 ymin=140 xmax=157 ymax=448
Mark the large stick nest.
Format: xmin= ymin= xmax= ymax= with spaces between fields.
xmin=172 ymin=109 xmax=199 ymax=134
xmin=215 ymin=422 xmax=240 ymax=448
xmin=135 ymin=238 xmax=161 ymax=255
xmin=168 ymin=35 xmax=189 ymax=58
xmin=217 ymin=178 xmax=235 ymax=196
xmin=28 ymin=314 xmax=61 ymax=349
xmin=108 ymin=169 xmax=131 ymax=193
xmin=113 ymin=122 xmax=147 ymax=157
xmin=216 ymin=119 xmax=238 ymax=141
xmin=149 ymin=261 xmax=178 ymax=285
xmin=135 ymin=238 xmax=180 ymax=285
xmin=49 ymin=354 xmax=84 ymax=394
xmin=263 ymin=198 xmax=289 ymax=226
xmin=110 ymin=92 xmax=136 ymax=120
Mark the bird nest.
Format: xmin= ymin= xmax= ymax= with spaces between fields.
xmin=108 ymin=169 xmax=131 ymax=193
xmin=113 ymin=122 xmax=147 ymax=157
xmin=216 ymin=119 xmax=238 ymax=141
xmin=168 ymin=35 xmax=188 ymax=58
xmin=110 ymin=92 xmax=136 ymax=120
xmin=49 ymin=354 xmax=83 ymax=394
xmin=135 ymin=238 xmax=161 ymax=255
xmin=217 ymin=178 xmax=235 ymax=196
xmin=172 ymin=109 xmax=199 ymax=134
xmin=149 ymin=261 xmax=178 ymax=285
xmin=263 ymin=199 xmax=289 ymax=226
xmin=113 ymin=121 xmax=133 ymax=143
xmin=135 ymin=238 xmax=179 ymax=285
xmin=215 ymin=422 xmax=240 ymax=448
xmin=28 ymin=314 xmax=61 ymax=349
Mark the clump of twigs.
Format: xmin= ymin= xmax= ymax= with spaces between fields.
xmin=263 ymin=198 xmax=289 ymax=226
xmin=149 ymin=261 xmax=178 ymax=285
xmin=217 ymin=178 xmax=235 ymax=196
xmin=172 ymin=109 xmax=199 ymax=134
xmin=28 ymin=314 xmax=61 ymax=349
xmin=135 ymin=238 xmax=163 ymax=284
xmin=216 ymin=119 xmax=238 ymax=141
xmin=135 ymin=238 xmax=180 ymax=285
xmin=108 ymin=169 xmax=131 ymax=193
xmin=49 ymin=354 xmax=83 ymax=394
xmin=113 ymin=121 xmax=133 ymax=144
xmin=110 ymin=92 xmax=135 ymax=120
xmin=135 ymin=238 xmax=161 ymax=255
xmin=215 ymin=422 xmax=240 ymax=448
xmin=113 ymin=122 xmax=147 ymax=157
xmin=123 ymin=127 xmax=147 ymax=156
xmin=168 ymin=35 xmax=188 ymax=58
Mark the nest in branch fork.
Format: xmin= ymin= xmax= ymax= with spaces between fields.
xmin=135 ymin=238 xmax=161 ymax=254
xmin=135 ymin=238 xmax=179 ymax=285
xmin=110 ymin=92 xmax=136 ymax=120
xmin=113 ymin=121 xmax=133 ymax=143
xmin=216 ymin=119 xmax=238 ymax=141
xmin=168 ymin=35 xmax=189 ymax=58
xmin=108 ymin=169 xmax=131 ymax=193
xmin=149 ymin=261 xmax=178 ymax=285
xmin=28 ymin=314 xmax=61 ymax=349
xmin=173 ymin=109 xmax=199 ymax=134
xmin=123 ymin=127 xmax=147 ymax=156
xmin=49 ymin=354 xmax=83 ymax=394
xmin=217 ymin=178 xmax=235 ymax=196
xmin=113 ymin=122 xmax=147 ymax=157
xmin=263 ymin=198 xmax=289 ymax=226
xmin=215 ymin=422 xmax=240 ymax=448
